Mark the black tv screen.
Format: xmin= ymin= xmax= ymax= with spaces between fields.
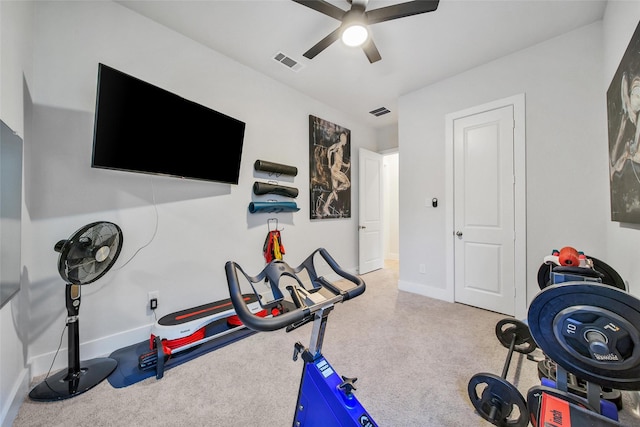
xmin=92 ymin=63 xmax=245 ymax=184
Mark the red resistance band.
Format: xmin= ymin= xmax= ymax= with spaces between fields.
xmin=263 ymin=230 xmax=285 ymax=263
xmin=150 ymin=327 xmax=207 ymax=355
xmin=226 ymin=307 xmax=281 ymax=327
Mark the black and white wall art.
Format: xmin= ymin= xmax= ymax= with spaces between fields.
xmin=308 ymin=115 xmax=351 ymax=219
xmin=608 ymin=20 xmax=640 ymax=224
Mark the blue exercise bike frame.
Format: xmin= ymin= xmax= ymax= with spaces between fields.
xmin=225 ymin=248 xmax=378 ymax=427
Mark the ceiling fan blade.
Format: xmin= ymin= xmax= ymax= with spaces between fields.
xmin=291 ymin=0 xmax=346 ymax=21
xmin=366 ymin=0 xmax=440 ymax=25
xmin=362 ymin=36 xmax=382 ymax=63
xmin=303 ymin=26 xmax=342 ymax=59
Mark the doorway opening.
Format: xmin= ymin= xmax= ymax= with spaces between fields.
xmin=383 ymin=151 xmax=399 ymax=273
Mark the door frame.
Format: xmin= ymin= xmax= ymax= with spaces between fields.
xmin=444 ymin=93 xmax=527 ymax=319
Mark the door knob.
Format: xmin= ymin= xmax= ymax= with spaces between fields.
xmin=456 ymin=231 xmax=463 ymax=237
xmin=359 ymin=225 xmax=367 ymax=230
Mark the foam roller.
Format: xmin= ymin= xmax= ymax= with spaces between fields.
xmin=253 ymin=182 xmax=299 ymax=198
xmin=248 ymin=201 xmax=300 ymax=214
xmin=254 ymin=160 xmax=297 ymax=176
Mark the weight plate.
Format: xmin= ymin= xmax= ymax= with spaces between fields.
xmin=468 ymin=373 xmax=528 ymax=427
xmin=590 ymin=256 xmax=626 ymax=291
xmin=537 ymin=262 xmax=552 ymax=290
xmin=495 ymin=318 xmax=537 ymax=354
xmin=528 ymin=283 xmax=640 ymax=390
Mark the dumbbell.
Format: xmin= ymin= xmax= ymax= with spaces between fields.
xmin=468 ymin=318 xmax=537 ymax=427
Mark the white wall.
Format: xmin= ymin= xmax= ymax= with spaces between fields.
xmin=398 ymin=21 xmax=609 ymax=305
xmin=376 ymin=124 xmax=399 ymax=152
xmin=21 ymin=0 xmax=376 ymax=381
xmin=603 ymin=1 xmax=640 ymax=296
xmin=0 ymin=1 xmax=34 ymax=425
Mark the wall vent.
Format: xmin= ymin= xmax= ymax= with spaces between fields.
xmin=369 ymin=107 xmax=391 ymax=117
xmin=273 ymin=52 xmax=304 ymax=72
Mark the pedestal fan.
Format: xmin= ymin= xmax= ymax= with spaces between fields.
xmin=29 ymin=221 xmax=123 ymax=401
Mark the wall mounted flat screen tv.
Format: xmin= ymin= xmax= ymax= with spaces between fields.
xmin=92 ymin=63 xmax=245 ymax=184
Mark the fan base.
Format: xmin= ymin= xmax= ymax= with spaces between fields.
xmin=28 ymin=357 xmax=117 ymax=402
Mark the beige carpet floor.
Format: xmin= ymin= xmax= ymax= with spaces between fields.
xmin=12 ymin=264 xmax=640 ymax=426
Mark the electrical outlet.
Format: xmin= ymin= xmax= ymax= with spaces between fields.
xmin=419 ymin=264 xmax=426 ymax=274
xmin=148 ymin=290 xmax=159 ymax=310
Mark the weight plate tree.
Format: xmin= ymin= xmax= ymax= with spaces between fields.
xmin=528 ymin=283 xmax=640 ymax=390
xmin=468 ymin=319 xmax=535 ymax=427
xmin=536 ymin=357 xmax=623 ymax=409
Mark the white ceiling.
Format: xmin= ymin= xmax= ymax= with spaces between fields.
xmin=116 ymin=0 xmax=607 ymax=129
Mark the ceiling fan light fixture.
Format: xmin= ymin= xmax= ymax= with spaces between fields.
xmin=342 ymin=24 xmax=368 ymax=47
xmin=294 ymin=0 xmax=439 ymax=63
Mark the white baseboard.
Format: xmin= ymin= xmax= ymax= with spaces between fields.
xmin=1 ymin=367 xmax=29 ymax=427
xmin=398 ymin=279 xmax=454 ymax=303
xmin=28 ymin=323 xmax=153 ymax=379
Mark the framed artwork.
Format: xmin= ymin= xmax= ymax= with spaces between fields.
xmin=607 ymin=20 xmax=640 ymax=223
xmin=308 ymin=115 xmax=351 ymax=219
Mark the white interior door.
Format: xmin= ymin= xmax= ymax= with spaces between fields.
xmin=453 ymin=105 xmax=516 ymax=315
xmin=358 ymin=148 xmax=384 ymax=274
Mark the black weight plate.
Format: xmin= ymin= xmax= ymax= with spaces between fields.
xmin=590 ymin=256 xmax=626 ymax=291
xmin=528 ymin=283 xmax=640 ymax=390
xmin=468 ymin=373 xmax=528 ymax=427
xmin=537 ymin=262 xmax=552 ymax=290
xmin=495 ymin=318 xmax=537 ymax=354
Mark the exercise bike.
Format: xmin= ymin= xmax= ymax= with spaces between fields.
xmin=225 ymin=248 xmax=377 ymax=427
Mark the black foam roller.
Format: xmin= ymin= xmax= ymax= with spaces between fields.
xmin=253 ymin=182 xmax=299 ymax=198
xmin=254 ymin=160 xmax=297 ymax=176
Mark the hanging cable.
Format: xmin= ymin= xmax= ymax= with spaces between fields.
xmin=117 ymin=176 xmax=159 ymax=270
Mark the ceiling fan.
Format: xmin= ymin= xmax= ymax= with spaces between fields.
xmin=292 ymin=0 xmax=440 ymax=63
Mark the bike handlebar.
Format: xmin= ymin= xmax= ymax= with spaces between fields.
xmin=225 ymin=248 xmax=366 ymax=332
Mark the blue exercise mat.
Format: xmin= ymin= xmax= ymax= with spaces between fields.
xmin=107 ymin=321 xmax=255 ymax=388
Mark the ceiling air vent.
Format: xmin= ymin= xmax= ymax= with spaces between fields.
xmin=273 ymin=52 xmax=304 ymax=72
xmin=369 ymin=107 xmax=391 ymax=117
